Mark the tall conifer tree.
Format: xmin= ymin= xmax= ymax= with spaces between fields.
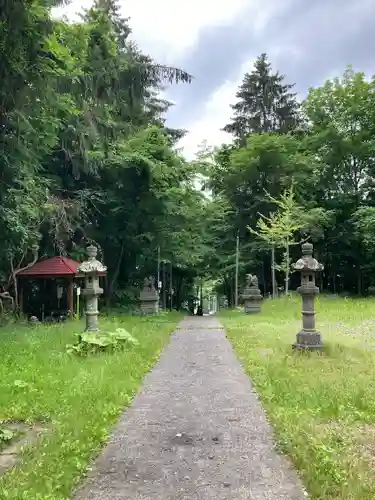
xmin=224 ymin=53 xmax=300 ymax=142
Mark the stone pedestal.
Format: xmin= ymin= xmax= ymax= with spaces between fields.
xmin=140 ymin=277 xmax=159 ymax=315
xmin=242 ymin=274 xmax=263 ymax=314
xmin=293 ymin=242 xmax=323 ymax=350
xmin=77 ymin=245 xmax=107 ymax=332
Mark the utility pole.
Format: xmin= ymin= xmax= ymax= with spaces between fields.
xmin=271 ymin=246 xmax=276 ymax=299
xmin=157 ymin=245 xmax=160 ymax=290
xmin=235 ymin=230 xmax=239 ymax=307
xmin=169 ymin=261 xmax=173 ymax=311
xmin=162 ymin=261 xmax=167 ymax=310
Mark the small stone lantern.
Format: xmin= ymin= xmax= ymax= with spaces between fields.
xmin=78 ymin=245 xmax=107 ymax=332
xmin=139 ymin=276 xmax=159 ymax=315
xmin=241 ymin=274 xmax=263 ymax=314
xmin=293 ymin=242 xmax=323 ymax=350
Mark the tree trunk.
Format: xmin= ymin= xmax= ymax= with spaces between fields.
xmin=174 ymin=275 xmax=184 ymax=310
xmin=285 ymin=243 xmax=290 ymax=295
xmin=13 ymin=276 xmax=19 ymax=309
xmin=332 ymin=270 xmax=337 ymax=294
xmin=108 ymin=240 xmax=125 ymax=298
xmin=261 ymin=260 xmax=266 ymax=295
xmin=9 ymin=248 xmax=39 ymax=309
xmin=271 ymin=246 xmax=276 ymax=299
xmin=357 ymin=267 xmax=362 ymax=296
xmin=223 ymin=275 xmax=232 ymax=307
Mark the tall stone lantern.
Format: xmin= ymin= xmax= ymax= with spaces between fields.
xmin=139 ymin=276 xmax=159 ymax=315
xmin=241 ymin=274 xmax=263 ymax=314
xmin=293 ymin=242 xmax=323 ymax=350
xmin=78 ymin=245 xmax=107 ymax=332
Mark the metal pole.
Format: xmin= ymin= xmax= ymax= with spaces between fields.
xmin=235 ymin=230 xmax=239 ymax=307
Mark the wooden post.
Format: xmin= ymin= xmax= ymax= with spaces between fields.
xmin=76 ymin=285 xmax=80 ymax=320
xmin=67 ymin=279 xmax=74 ymax=317
xmin=42 ymin=280 xmax=45 ymax=320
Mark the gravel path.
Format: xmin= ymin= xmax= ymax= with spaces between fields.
xmin=73 ymin=316 xmax=307 ymax=500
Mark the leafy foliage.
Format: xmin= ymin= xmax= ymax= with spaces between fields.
xmin=248 ymin=186 xmax=306 ymax=294
xmin=2 ymin=0 xmax=375 ymax=314
xmin=206 ymin=60 xmax=375 ymax=300
xmin=0 ymin=428 xmax=14 ymax=447
xmin=0 ymin=0 xmax=208 ymax=312
xmin=66 ymin=328 xmax=139 ymax=355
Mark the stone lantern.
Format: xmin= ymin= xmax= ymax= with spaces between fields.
xmin=241 ymin=274 xmax=263 ymax=314
xmin=139 ymin=276 xmax=159 ymax=315
xmin=293 ymin=242 xmax=323 ymax=350
xmin=77 ymin=245 xmax=107 ymax=332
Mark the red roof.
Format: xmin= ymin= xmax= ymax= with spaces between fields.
xmin=17 ymin=256 xmax=82 ymax=277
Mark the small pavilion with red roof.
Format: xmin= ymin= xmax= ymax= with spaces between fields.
xmin=16 ymin=255 xmax=106 ymax=320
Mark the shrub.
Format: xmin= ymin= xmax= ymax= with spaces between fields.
xmin=66 ymin=328 xmax=139 ymax=355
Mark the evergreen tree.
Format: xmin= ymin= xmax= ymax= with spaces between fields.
xmin=223 ymin=53 xmax=301 ymax=142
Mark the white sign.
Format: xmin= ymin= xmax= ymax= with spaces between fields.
xmin=158 ymin=281 xmax=162 ymax=289
xmin=76 ymin=287 xmax=81 ymax=296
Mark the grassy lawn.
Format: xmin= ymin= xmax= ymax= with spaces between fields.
xmin=0 ymin=312 xmax=181 ymax=500
xmin=222 ymin=296 xmax=375 ymax=500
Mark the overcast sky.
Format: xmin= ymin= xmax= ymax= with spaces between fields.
xmin=55 ymin=0 xmax=375 ymax=159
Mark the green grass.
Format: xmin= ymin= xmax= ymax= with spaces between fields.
xmin=0 ymin=312 xmax=181 ymax=500
xmin=221 ymin=296 xmax=375 ymax=500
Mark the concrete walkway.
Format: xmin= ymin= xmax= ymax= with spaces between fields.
xmin=73 ymin=316 xmax=307 ymax=500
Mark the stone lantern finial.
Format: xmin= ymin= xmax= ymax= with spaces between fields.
xmin=86 ymin=245 xmax=98 ymax=260
xmin=293 ymin=241 xmax=323 ymax=350
xmin=302 ymin=242 xmax=313 ymax=255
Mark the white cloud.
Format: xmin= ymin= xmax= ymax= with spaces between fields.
xmin=174 ymin=0 xmax=303 ymax=160
xmin=177 ymin=58 xmax=257 ymax=160
xmin=54 ymin=0 xmax=251 ymax=62
xmin=53 ymin=0 xmax=91 ymax=21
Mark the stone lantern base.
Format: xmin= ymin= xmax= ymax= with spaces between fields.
xmin=293 ymin=329 xmax=323 ymax=351
xmin=242 ymin=288 xmax=262 ymax=314
xmin=140 ymin=292 xmax=159 ymax=315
